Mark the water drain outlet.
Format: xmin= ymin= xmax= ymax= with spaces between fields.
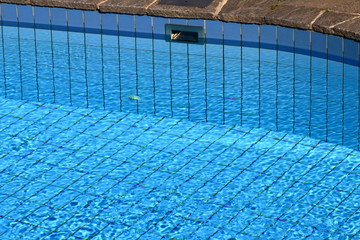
xmin=166 ymin=24 xmax=205 ymax=44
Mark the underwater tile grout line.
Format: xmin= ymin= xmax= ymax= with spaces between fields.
xmin=275 ymin=25 xmax=279 ymax=132
xmin=83 ymin=10 xmax=89 ymax=109
xmin=15 ymin=6 xmax=24 ymax=102
xmin=151 ymin=16 xmax=156 ymax=117
xmin=134 ymin=15 xmax=139 ymax=114
xmin=186 ymin=26 xmax=191 ymax=121
xmin=65 ymin=7 xmax=73 ymax=106
xmin=204 ymin=20 xmax=208 ymax=123
xmin=0 ymin=4 xmax=5 ymax=98
xmin=309 ymin=31 xmax=313 ymax=139
xmin=49 ymin=7 xmax=56 ymax=105
xmin=118 ymin=14 xmax=122 ymax=113
xmin=325 ymin=32 xmax=329 ymax=144
xmin=341 ymin=37 xmax=345 ymax=147
xmin=240 ymin=22 xmax=243 ymax=127
xmin=221 ymin=21 xmax=225 ymax=125
xmin=169 ymin=20 xmax=174 ymax=119
xmin=257 ymin=24 xmax=261 ymax=129
xmin=100 ymin=14 xmax=106 ymax=111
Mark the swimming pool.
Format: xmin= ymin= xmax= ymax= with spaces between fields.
xmin=0 ymin=3 xmax=359 ymax=239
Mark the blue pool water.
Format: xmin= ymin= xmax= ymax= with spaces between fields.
xmin=0 ymin=3 xmax=360 ymax=239
xmin=1 ymin=23 xmax=359 ymax=150
xmin=0 ymin=97 xmax=359 ymax=239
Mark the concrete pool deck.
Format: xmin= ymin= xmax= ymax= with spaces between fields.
xmin=1 ymin=0 xmax=360 ymax=42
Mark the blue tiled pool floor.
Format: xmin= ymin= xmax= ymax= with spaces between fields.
xmin=0 ymin=97 xmax=359 ymax=239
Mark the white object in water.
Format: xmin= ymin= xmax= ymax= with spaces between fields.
xmin=129 ymin=95 xmax=141 ymax=100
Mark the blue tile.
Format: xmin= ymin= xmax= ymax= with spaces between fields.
xmin=206 ymin=20 xmax=222 ymax=44
xmin=102 ymin=13 xmax=118 ymax=35
xmin=244 ymin=216 xmax=275 ymax=236
xmin=50 ymin=8 xmax=67 ymax=31
xmin=294 ymin=29 xmax=310 ymax=55
xmin=260 ymin=25 xmax=276 ymax=49
xmin=74 ymin=218 xmax=109 ymax=239
xmin=210 ymin=229 xmax=240 ymax=239
xmin=328 ymin=35 xmax=343 ymax=62
xmin=278 ymin=26 xmax=293 ymax=52
xmin=311 ymin=32 xmax=326 ymax=59
xmin=224 ymin=22 xmax=240 ymax=46
xmin=169 ymin=18 xmax=186 ymax=25
xmin=18 ymin=226 xmax=51 ymax=240
xmin=344 ymin=39 xmax=358 ymax=66
xmin=67 ymin=9 xmax=83 ymax=33
xmin=5 ymin=200 xmax=40 ymax=220
xmin=1 ymin=3 xmax=17 ymax=26
xmin=188 ymin=19 xmax=204 ymax=27
xmin=242 ymin=24 xmax=259 ymax=48
xmin=0 ymin=221 xmax=34 ymax=239
xmin=118 ymin=14 xmax=135 ymax=37
xmin=34 ymin=6 xmax=50 ymax=29
xmin=153 ymin=16 xmax=168 ymax=40
xmin=136 ymin=15 xmax=152 ymax=38
xmin=84 ymin=10 xmax=100 ymax=34
xmin=18 ymin=5 xmax=33 ymax=28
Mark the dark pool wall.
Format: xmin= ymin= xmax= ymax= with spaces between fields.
xmin=0 ymin=3 xmax=359 ymax=150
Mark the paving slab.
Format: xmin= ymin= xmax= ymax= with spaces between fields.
xmin=99 ymin=0 xmax=154 ymax=15
xmin=265 ymin=5 xmax=324 ymax=30
xmin=282 ymin=0 xmax=360 ymax=14
xmin=30 ymin=0 xmax=102 ymax=10
xmin=218 ymin=0 xmax=278 ymax=24
xmin=1 ymin=0 xmax=30 ymax=4
xmin=147 ymin=0 xmax=223 ymax=19
xmin=313 ymin=11 xmax=359 ymax=34
xmin=332 ymin=17 xmax=360 ymax=41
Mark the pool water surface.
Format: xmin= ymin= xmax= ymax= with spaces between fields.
xmin=0 ymin=97 xmax=359 ymax=239
xmin=0 ymin=3 xmax=360 ymax=239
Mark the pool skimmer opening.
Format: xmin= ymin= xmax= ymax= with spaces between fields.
xmin=166 ymin=24 xmax=205 ymax=44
